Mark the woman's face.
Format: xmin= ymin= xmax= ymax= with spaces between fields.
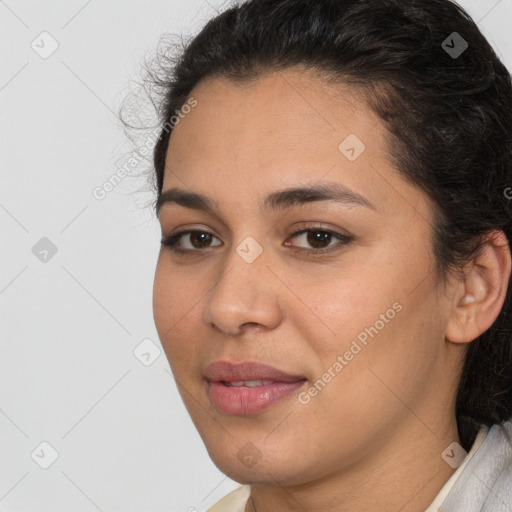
xmin=153 ymin=68 xmax=462 ymax=485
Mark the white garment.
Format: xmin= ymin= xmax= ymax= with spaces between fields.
xmin=206 ymin=484 xmax=250 ymax=512
xmin=425 ymin=423 xmax=488 ymax=511
xmin=206 ymin=420 xmax=512 ymax=511
xmin=437 ymin=420 xmax=512 ymax=511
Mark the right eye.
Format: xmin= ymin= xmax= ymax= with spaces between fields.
xmin=160 ymin=230 xmax=223 ymax=254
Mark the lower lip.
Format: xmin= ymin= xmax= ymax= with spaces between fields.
xmin=207 ymin=380 xmax=307 ymax=415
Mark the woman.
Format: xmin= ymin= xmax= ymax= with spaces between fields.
xmin=147 ymin=0 xmax=512 ymax=510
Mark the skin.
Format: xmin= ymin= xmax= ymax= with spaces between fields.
xmin=152 ymin=67 xmax=511 ymax=512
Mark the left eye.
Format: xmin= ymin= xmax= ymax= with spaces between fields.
xmin=285 ymin=229 xmax=352 ymax=252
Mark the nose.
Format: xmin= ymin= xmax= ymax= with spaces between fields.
xmin=203 ymin=245 xmax=283 ymax=335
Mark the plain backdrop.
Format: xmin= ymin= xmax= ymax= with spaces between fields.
xmin=1 ymin=1 xmax=511 ymax=511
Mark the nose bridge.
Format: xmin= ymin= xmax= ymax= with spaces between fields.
xmin=217 ymin=228 xmax=270 ymax=292
xmin=212 ymin=236 xmax=269 ymax=306
xmin=203 ymin=235 xmax=282 ymax=333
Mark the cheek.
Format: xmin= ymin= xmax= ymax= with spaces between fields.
xmin=153 ymin=260 xmax=176 ymax=335
xmin=153 ymin=257 xmax=205 ymax=327
xmin=297 ymin=256 xmax=438 ymax=395
xmin=307 ymin=238 xmax=433 ymax=359
xmin=306 ymin=280 xmax=441 ymax=426
xmin=296 ymin=271 xmax=393 ymax=358
xmin=152 ymin=259 xmax=204 ymax=370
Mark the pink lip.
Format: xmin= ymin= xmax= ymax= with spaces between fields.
xmin=204 ymin=361 xmax=307 ymax=415
xmin=207 ymin=380 xmax=307 ymax=415
xmin=204 ymin=360 xmax=306 ymax=383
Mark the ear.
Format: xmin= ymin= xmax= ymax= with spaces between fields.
xmin=445 ymin=230 xmax=511 ymax=344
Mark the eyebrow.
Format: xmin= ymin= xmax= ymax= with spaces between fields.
xmin=156 ymin=182 xmax=376 ymax=217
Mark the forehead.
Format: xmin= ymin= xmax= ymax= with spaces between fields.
xmin=161 ymin=68 xmax=431 ymax=226
xmin=166 ymin=70 xmax=383 ymax=172
xmin=168 ymin=68 xmax=384 ymax=151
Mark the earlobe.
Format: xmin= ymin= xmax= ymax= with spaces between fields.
xmin=445 ymin=230 xmax=511 ymax=345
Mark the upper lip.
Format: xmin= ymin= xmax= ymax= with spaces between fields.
xmin=204 ymin=361 xmax=307 ymax=383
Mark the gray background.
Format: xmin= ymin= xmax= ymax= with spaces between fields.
xmin=0 ymin=1 xmax=511 ymax=511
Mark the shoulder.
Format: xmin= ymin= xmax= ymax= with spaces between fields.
xmin=206 ymin=485 xmax=251 ymax=512
xmin=439 ymin=419 xmax=512 ymax=511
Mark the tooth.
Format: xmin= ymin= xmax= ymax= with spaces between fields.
xmin=224 ymin=380 xmax=276 ymax=387
xmin=244 ymin=380 xmax=263 ymax=387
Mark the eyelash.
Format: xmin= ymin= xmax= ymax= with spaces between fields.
xmin=160 ymin=227 xmax=353 ymax=256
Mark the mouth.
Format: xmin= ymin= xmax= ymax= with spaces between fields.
xmin=204 ymin=360 xmax=308 ymax=415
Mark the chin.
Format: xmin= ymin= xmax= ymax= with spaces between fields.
xmin=206 ymin=443 xmax=314 ymax=487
